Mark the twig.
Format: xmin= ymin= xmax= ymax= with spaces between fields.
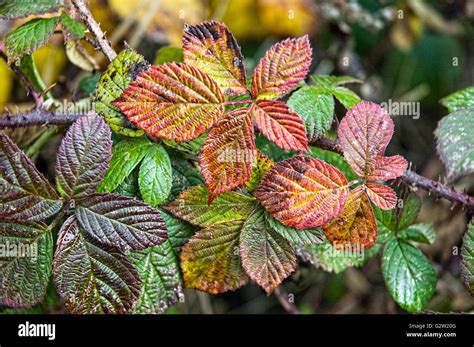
xmin=273 ymin=286 xmax=300 ymax=314
xmin=71 ymin=0 xmax=117 ymax=62
xmin=0 ymin=110 xmax=85 ymax=129
xmin=0 ymin=43 xmax=43 ymax=108
xmin=309 ymin=137 xmax=474 ymax=211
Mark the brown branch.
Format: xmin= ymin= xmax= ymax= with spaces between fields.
xmin=309 ymin=137 xmax=474 ymax=211
xmin=71 ymin=0 xmax=117 ymax=62
xmin=273 ymin=286 xmax=300 ymax=314
xmin=0 ymin=110 xmax=85 ymax=129
xmin=0 ymin=43 xmax=43 ymax=108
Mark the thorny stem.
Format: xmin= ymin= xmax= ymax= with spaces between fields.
xmin=273 ymin=286 xmax=300 ymax=314
xmin=0 ymin=110 xmax=85 ymax=129
xmin=71 ymin=0 xmax=117 ymax=62
xmin=309 ymin=137 xmax=474 ymax=211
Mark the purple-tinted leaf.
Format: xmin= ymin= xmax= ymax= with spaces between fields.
xmin=55 ymin=113 xmax=112 ymax=199
xmin=53 ymin=216 xmax=140 ymax=314
xmin=0 ymin=131 xmax=62 ymax=222
xmin=75 ymin=193 xmax=167 ymax=252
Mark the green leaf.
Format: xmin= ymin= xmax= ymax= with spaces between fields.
xmin=255 ymin=133 xmax=295 ymax=162
xmin=139 ymin=145 xmax=172 ymax=207
xmin=129 ymin=240 xmax=183 ymax=313
xmin=113 ymin=168 xmax=140 ymax=198
xmin=159 ymin=209 xmax=196 ymax=254
xmin=461 ymin=220 xmax=474 ymax=295
xmin=180 ymin=219 xmax=248 ymax=293
xmin=55 ymin=114 xmax=112 ymax=199
xmin=163 ymin=135 xmax=205 ymax=156
xmin=98 ymin=137 xmax=152 ymax=192
xmin=0 ymin=220 xmax=52 ymax=307
xmin=332 ymin=87 xmax=361 ymax=109
xmin=400 ymin=224 xmax=435 ymax=244
xmin=5 ymin=17 xmax=60 ymax=63
xmin=92 ymin=48 xmax=149 ymax=137
xmin=265 ymin=211 xmax=322 ymax=248
xmin=382 ymin=235 xmax=436 ymax=312
xmin=163 ymin=185 xmax=256 ymax=227
xmin=59 ymin=12 xmax=85 ymax=39
xmin=169 ymin=151 xmax=203 ymax=200
xmin=154 ymin=46 xmax=183 ymax=65
xmin=240 ymin=208 xmax=296 ymax=293
xmin=434 ymin=108 xmax=474 ymax=179
xmin=0 ymin=0 xmax=63 ymax=19
xmin=245 ymin=151 xmax=274 ymax=192
xmin=76 ymin=193 xmax=168 ymax=252
xmin=310 ymin=75 xmax=362 ymax=109
xmin=18 ymin=55 xmax=48 ymax=96
xmin=440 ymin=86 xmax=474 ymax=112
xmin=310 ymin=146 xmax=358 ymax=181
xmin=287 ymin=86 xmax=334 ymax=141
xmin=0 ymin=131 xmax=62 ymax=222
xmin=53 ymin=216 xmax=140 ymax=314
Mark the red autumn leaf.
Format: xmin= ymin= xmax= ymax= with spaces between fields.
xmin=200 ymin=107 xmax=255 ymax=202
xmin=251 ymin=35 xmax=312 ymax=100
xmin=365 ymin=183 xmax=397 ymax=210
xmin=323 ymin=186 xmax=377 ymax=248
xmin=182 ymin=21 xmax=247 ymax=96
xmin=251 ymin=99 xmax=309 ymax=151
xmin=366 ymin=155 xmax=408 ymax=181
xmin=254 ymin=156 xmax=349 ymax=229
xmin=112 ymin=62 xmax=224 ymax=142
xmin=338 ymin=101 xmax=394 ymax=178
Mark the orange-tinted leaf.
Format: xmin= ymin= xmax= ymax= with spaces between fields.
xmin=254 ymin=156 xmax=349 ymax=229
xmin=323 ymin=187 xmax=377 ymax=248
xmin=112 ymin=63 xmax=224 ymax=142
xmin=338 ymin=101 xmax=394 ymax=177
xmin=180 ymin=220 xmax=248 ymax=294
xmin=183 ymin=21 xmax=247 ymax=95
xmin=366 ymin=155 xmax=408 ymax=181
xmin=252 ymin=100 xmax=308 ymax=151
xmin=251 ymin=36 xmax=311 ymax=100
xmin=365 ymin=183 xmax=397 ymax=210
xmin=199 ymin=107 xmax=255 ymax=201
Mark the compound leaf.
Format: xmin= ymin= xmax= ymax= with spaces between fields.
xmin=76 ymin=193 xmax=167 ymax=252
xmin=53 ymin=216 xmax=140 ymax=314
xmin=251 ymin=36 xmax=311 ymax=100
xmin=252 ymin=99 xmax=308 ymax=151
xmin=254 ymin=156 xmax=349 ymax=229
xmin=183 ymin=21 xmax=247 ymax=95
xmin=240 ymin=208 xmax=296 ymax=293
xmin=199 ymin=107 xmax=255 ymax=201
xmin=0 ymin=131 xmax=62 ymax=222
xmin=55 ymin=114 xmax=112 ymax=199
xmin=113 ymin=63 xmax=225 ymax=142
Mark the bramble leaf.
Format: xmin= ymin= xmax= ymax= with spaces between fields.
xmin=254 ymin=156 xmax=349 ymax=229
xmin=180 ymin=220 xmax=248 ymax=293
xmin=199 ymin=107 xmax=255 ymax=201
xmin=0 ymin=131 xmax=62 ymax=222
xmin=366 ymin=155 xmax=408 ymax=181
xmin=98 ymin=137 xmax=152 ymax=193
xmin=399 ymin=224 xmax=435 ymax=245
xmin=0 ymin=0 xmax=63 ymax=19
xmin=374 ymin=193 xmax=421 ymax=237
xmin=252 ymin=100 xmax=308 ymax=151
xmin=331 ymin=87 xmax=361 ymax=109
xmin=245 ymin=151 xmax=274 ymax=192
xmin=310 ymin=147 xmax=358 ymax=181
xmin=0 ymin=220 xmax=52 ymax=307
xmin=251 ymin=36 xmax=311 ymax=100
xmin=59 ymin=12 xmax=85 ymax=39
xmin=323 ymin=187 xmax=377 ymax=249
xmin=163 ymin=185 xmax=256 ymax=227
xmin=183 ymin=21 xmax=247 ymax=95
xmin=310 ymin=75 xmax=362 ymax=109
xmin=129 ymin=240 xmax=183 ymax=313
xmin=440 ymin=86 xmax=474 ymax=112
xmin=5 ymin=17 xmax=59 ymax=62
xmin=168 ymin=151 xmax=203 ymax=200
xmin=159 ymin=209 xmax=196 ymax=254
xmin=138 ymin=145 xmax=172 ymax=207
xmin=461 ymin=220 xmax=474 ymax=295
xmin=55 ymin=114 xmax=112 ymax=199
xmin=365 ymin=183 xmax=397 ymax=210
xmin=338 ymin=101 xmax=394 ymax=178
xmin=434 ymin=108 xmax=474 ymax=179
xmin=240 ymin=208 xmax=296 ymax=293
xmin=76 ymin=193 xmax=167 ymax=252
xmin=92 ymin=48 xmax=148 ymax=137
xmin=53 ymin=216 xmax=140 ymax=314
xmin=382 ymin=235 xmax=436 ymax=312
xmin=113 ymin=63 xmax=225 ymax=142
xmin=287 ymin=87 xmax=334 ymax=141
